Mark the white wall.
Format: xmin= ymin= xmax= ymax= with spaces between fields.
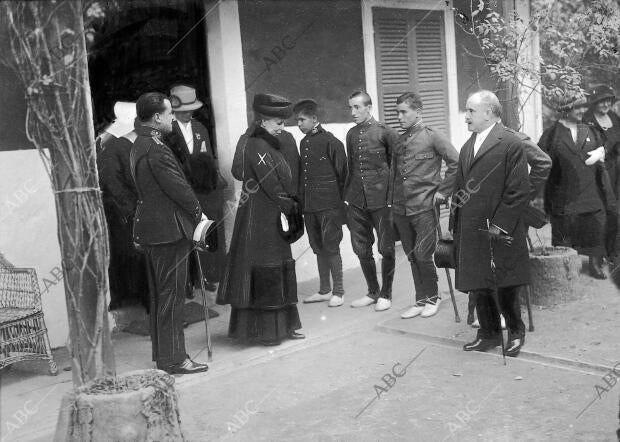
xmin=0 ymin=149 xmax=68 ymax=348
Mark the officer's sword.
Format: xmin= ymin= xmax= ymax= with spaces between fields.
xmin=194 ymin=250 xmax=213 ymax=362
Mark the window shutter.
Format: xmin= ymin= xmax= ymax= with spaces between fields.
xmin=373 ymin=8 xmax=449 ymax=137
xmin=373 ymin=8 xmax=413 ymax=130
xmin=410 ymin=10 xmax=449 ymax=137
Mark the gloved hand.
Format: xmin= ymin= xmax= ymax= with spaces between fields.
xmin=487 ymin=224 xmax=513 ymax=247
xmin=585 ymin=146 xmax=605 ymax=166
xmin=433 ymin=192 xmax=446 ymax=206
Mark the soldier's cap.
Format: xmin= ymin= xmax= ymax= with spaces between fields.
xmin=253 ymin=93 xmax=293 ymax=119
xmin=588 ymin=85 xmax=616 ymax=105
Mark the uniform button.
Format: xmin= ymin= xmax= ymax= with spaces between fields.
xmin=136 ymin=218 xmax=140 ymax=221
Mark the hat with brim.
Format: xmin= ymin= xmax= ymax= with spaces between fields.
xmin=170 ymin=85 xmax=203 ymax=112
xmin=556 ymin=92 xmax=588 ymax=113
xmin=434 ymin=238 xmax=455 ymax=269
xmin=588 ymin=85 xmax=616 ymax=106
xmin=253 ymin=93 xmax=293 ymax=119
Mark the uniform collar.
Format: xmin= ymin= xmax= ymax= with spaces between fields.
xmin=308 ymin=123 xmax=325 ymax=136
xmin=357 ymin=117 xmax=375 ymax=128
xmin=404 ymin=119 xmax=424 ymax=137
xmin=135 ymin=122 xmax=163 ymax=138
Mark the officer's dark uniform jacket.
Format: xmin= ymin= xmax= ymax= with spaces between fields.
xmin=131 ymin=124 xmax=202 ymax=246
xmin=389 ymin=123 xmax=459 ymax=216
xmin=300 ymin=124 xmax=347 ymax=212
xmin=345 ymin=118 xmax=399 ymax=210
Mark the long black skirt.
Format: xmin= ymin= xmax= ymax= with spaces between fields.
xmin=228 ymin=305 xmax=301 ymax=343
xmin=551 ymin=210 xmax=606 ymax=257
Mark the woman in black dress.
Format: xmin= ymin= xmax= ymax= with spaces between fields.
xmin=217 ymin=93 xmax=304 ymax=346
xmin=539 ymin=94 xmax=613 ymax=279
xmin=583 ymin=85 xmax=620 ymax=263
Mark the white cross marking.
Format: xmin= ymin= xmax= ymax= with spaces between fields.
xmin=258 ymin=153 xmax=267 ymax=165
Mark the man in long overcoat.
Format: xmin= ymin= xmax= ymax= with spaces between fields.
xmin=450 ymin=90 xmax=531 ymax=357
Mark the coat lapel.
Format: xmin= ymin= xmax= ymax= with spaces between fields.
xmin=462 ymin=133 xmax=476 ymax=176
xmin=468 ymin=123 xmax=502 ymax=173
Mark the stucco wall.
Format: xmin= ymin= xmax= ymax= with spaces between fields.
xmin=0 ymin=150 xmax=68 ymax=348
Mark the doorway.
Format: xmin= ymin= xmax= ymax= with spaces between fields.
xmin=87 ymin=0 xmax=214 ymax=138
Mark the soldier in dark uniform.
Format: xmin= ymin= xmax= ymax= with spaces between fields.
xmin=294 ymin=99 xmax=348 ymax=307
xmin=345 ymin=91 xmax=399 ymax=312
xmin=131 ymin=92 xmax=208 ymax=374
xmin=390 ymin=92 xmax=459 ymax=319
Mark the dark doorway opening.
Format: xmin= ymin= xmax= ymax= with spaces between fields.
xmin=87 ymin=0 xmax=213 ymax=139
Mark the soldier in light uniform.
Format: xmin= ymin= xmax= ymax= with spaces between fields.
xmin=345 ymin=91 xmax=399 ymax=312
xmin=390 ymin=92 xmax=459 ymax=319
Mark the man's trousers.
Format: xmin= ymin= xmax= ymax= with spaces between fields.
xmin=144 ymin=240 xmax=191 ymax=369
xmin=305 ymin=208 xmax=344 ymax=296
xmin=392 ymin=210 xmax=438 ymax=302
xmin=346 ymin=204 xmax=395 ymax=298
xmin=474 ymin=285 xmax=526 ymax=341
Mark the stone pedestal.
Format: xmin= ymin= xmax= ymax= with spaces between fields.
xmin=54 ymin=369 xmax=184 ymax=442
xmin=527 ymin=247 xmax=580 ymax=306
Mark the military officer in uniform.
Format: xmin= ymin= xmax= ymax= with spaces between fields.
xmin=345 ymin=91 xmax=399 ymax=312
xmin=131 ymin=92 xmax=209 ymax=374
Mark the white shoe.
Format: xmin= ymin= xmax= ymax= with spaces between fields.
xmin=401 ymin=303 xmax=425 ymax=319
xmin=328 ymin=295 xmax=344 ymax=307
xmin=375 ymin=298 xmax=392 ymax=312
xmin=303 ymin=292 xmax=332 ymax=303
xmin=421 ymin=297 xmax=441 ymax=317
xmin=471 ymin=319 xmax=480 ymax=328
xmin=351 ymin=295 xmax=377 ymax=308
xmin=501 ymin=315 xmax=506 ymax=330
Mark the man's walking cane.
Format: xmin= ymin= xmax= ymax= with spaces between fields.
xmin=524 ymin=234 xmax=535 ymax=332
xmin=194 ymin=253 xmax=213 ymax=362
xmin=485 ymin=219 xmax=506 ymax=365
xmin=435 ymin=203 xmax=461 ymax=323
xmin=193 ymin=218 xmax=217 ymax=362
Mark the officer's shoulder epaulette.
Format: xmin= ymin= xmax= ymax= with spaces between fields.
xmin=504 ymin=127 xmax=517 ymax=134
xmin=152 ymin=136 xmax=164 ymax=145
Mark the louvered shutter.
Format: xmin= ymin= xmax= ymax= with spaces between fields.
xmin=373 ymin=8 xmax=413 ymax=130
xmin=410 ymin=10 xmax=449 ymax=136
xmin=373 ymin=8 xmax=449 ymax=137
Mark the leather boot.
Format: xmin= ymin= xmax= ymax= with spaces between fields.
xmin=359 ymin=258 xmax=380 ymax=296
xmin=589 ymin=256 xmax=606 ymax=279
xmin=379 ymin=256 xmax=396 ymax=300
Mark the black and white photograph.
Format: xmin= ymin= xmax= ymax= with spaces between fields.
xmin=0 ymin=0 xmax=619 ymax=440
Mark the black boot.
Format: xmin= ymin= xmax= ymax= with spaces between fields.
xmin=359 ymin=258 xmax=380 ymax=296
xmin=589 ymin=256 xmax=606 ymax=279
xmin=379 ymin=256 xmax=395 ymax=300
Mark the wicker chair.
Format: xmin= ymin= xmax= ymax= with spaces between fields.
xmin=0 ymin=267 xmax=58 ymax=375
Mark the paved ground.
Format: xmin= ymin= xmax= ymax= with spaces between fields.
xmin=1 ymin=225 xmax=619 ymax=441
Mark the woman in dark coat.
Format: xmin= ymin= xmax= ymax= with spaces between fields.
xmin=583 ymin=85 xmax=620 ymax=263
xmin=216 ymin=93 xmax=304 ymax=346
xmin=539 ymin=94 xmax=613 ymax=279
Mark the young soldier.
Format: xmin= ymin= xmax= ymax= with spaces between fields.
xmin=390 ymin=92 xmax=459 ymax=319
xmin=294 ymin=100 xmax=348 ymax=307
xmin=345 ymin=91 xmax=399 ymax=312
